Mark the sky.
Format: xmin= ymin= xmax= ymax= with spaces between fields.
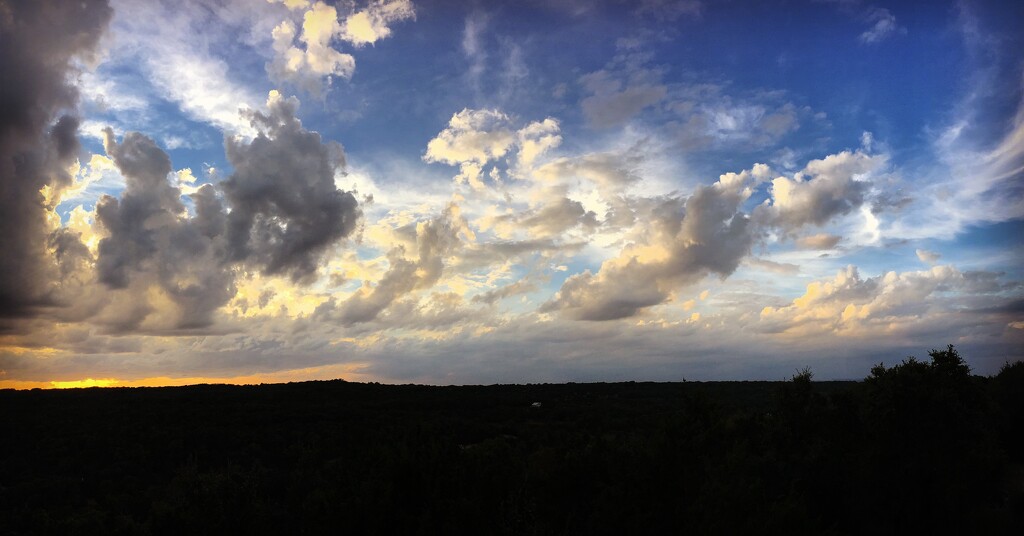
xmin=1 ymin=0 xmax=1022 ymax=389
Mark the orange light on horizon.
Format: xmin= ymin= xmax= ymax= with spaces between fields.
xmin=50 ymin=378 xmax=119 ymax=389
xmin=0 ymin=363 xmax=375 ymax=390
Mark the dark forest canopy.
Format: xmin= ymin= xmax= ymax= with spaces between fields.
xmin=2 ymin=346 xmax=1022 ymax=534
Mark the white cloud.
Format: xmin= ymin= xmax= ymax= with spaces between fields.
xmin=98 ymin=0 xmax=265 ymax=135
xmin=886 ymin=13 xmax=1024 ymax=240
xmin=757 ymin=149 xmax=886 ymax=233
xmin=542 ymin=168 xmax=756 ymax=320
xmin=795 ymin=233 xmax=842 ymax=250
xmin=269 ymin=0 xmax=311 ymax=10
xmin=59 ymin=154 xmax=125 ymax=207
xmin=859 ymin=7 xmax=904 ymax=44
xmin=268 ymin=1 xmax=356 ymax=94
xmin=916 ymin=248 xmax=941 ymax=264
xmin=516 ymin=118 xmax=562 ymax=168
xmin=758 ymin=263 xmax=1015 ymax=341
xmin=582 ymin=82 xmax=668 ymax=129
xmin=461 ymin=10 xmax=489 ymax=94
xmin=423 ymin=109 xmax=515 ymax=189
xmin=340 ymin=0 xmax=415 ymax=47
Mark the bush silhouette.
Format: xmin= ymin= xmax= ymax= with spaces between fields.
xmin=858 ymin=345 xmax=1002 ymax=533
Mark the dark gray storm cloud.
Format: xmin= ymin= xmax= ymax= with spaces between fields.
xmin=223 ymin=93 xmax=360 ymax=283
xmin=97 ymin=129 xmax=235 ymax=330
xmin=83 ymin=92 xmax=363 ymax=330
xmin=0 ymin=0 xmax=112 ymax=323
xmin=96 ymin=130 xmax=182 ymax=288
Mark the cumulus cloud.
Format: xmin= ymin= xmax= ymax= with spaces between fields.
xmin=266 ymin=0 xmax=414 ymax=95
xmin=0 ymin=0 xmax=112 ymax=324
xmin=479 ymin=195 xmax=599 ymax=241
xmin=532 ymin=150 xmax=645 ymax=229
xmin=758 ymin=264 xmax=1013 ymax=337
xmin=518 ymin=197 xmax=599 ymax=238
xmin=756 ymin=149 xmax=886 ymax=233
xmin=533 ymin=151 xmax=642 ymax=191
xmin=516 ymin=118 xmax=562 ymax=168
xmin=326 ymin=203 xmax=473 ymax=325
xmin=268 ymin=1 xmax=356 ymax=94
xmin=535 ymin=145 xmax=888 ymax=323
xmin=5 ymin=89 xmax=362 ymax=334
xmin=424 ymin=109 xmax=515 ymax=189
xmin=95 ymin=129 xmax=236 ymax=330
xmin=542 ymin=169 xmax=755 ymax=320
xmin=340 ymin=0 xmax=415 ymax=47
xmin=223 ymin=91 xmax=361 ymax=283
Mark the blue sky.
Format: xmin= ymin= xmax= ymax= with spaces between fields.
xmin=1 ymin=0 xmax=1021 ymax=388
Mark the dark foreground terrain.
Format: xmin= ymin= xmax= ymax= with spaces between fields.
xmin=2 ymin=346 xmax=1022 ymax=534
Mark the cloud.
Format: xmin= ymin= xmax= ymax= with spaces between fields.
xmin=458 ymin=238 xmax=586 ymax=268
xmin=223 ymin=91 xmax=361 ymax=283
xmin=796 ymin=233 xmax=843 ymax=250
xmin=423 ymin=109 xmax=515 ymax=189
xmin=672 ymin=100 xmax=802 ymax=150
xmin=101 ymin=0 xmax=265 ymax=135
xmin=930 ymin=84 xmax=1024 ymax=233
xmin=580 ymin=69 xmax=667 ymax=129
xmin=583 ymin=85 xmax=668 ymax=129
xmin=516 ymin=118 xmax=562 ymax=168
xmin=822 ymin=1 xmax=905 ymax=45
xmin=635 ymin=0 xmax=702 ymax=21
xmin=746 ymin=257 xmax=801 ymax=276
xmin=518 ymin=197 xmax=599 ymax=238
xmin=916 ymin=248 xmax=941 ymax=264
xmin=268 ymin=1 xmax=356 ymax=95
xmin=340 ymin=0 xmax=416 ymax=47
xmin=542 ymin=169 xmax=755 ymax=320
xmin=462 ymin=10 xmax=489 ymax=94
xmin=95 ymin=129 xmax=236 ymax=330
xmin=756 ymin=149 xmax=886 ymax=233
xmin=270 ymin=0 xmax=311 ymax=10
xmin=758 ymin=264 xmax=1016 ymax=338
xmin=859 ymin=7 xmax=904 ymax=44
xmin=532 ymin=149 xmax=645 ymax=229
xmin=327 ymin=202 xmax=473 ymax=325
xmin=885 ymin=3 xmax=1024 ymax=241
xmin=0 ymin=0 xmax=112 ymax=324
xmin=472 ymin=280 xmax=538 ymax=305
xmin=882 ymin=113 xmax=1022 ymax=242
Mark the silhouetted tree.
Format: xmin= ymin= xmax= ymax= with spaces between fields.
xmin=859 ymin=345 xmax=1001 ymax=534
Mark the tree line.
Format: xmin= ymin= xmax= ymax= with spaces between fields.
xmin=1 ymin=345 xmax=1021 ymax=534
